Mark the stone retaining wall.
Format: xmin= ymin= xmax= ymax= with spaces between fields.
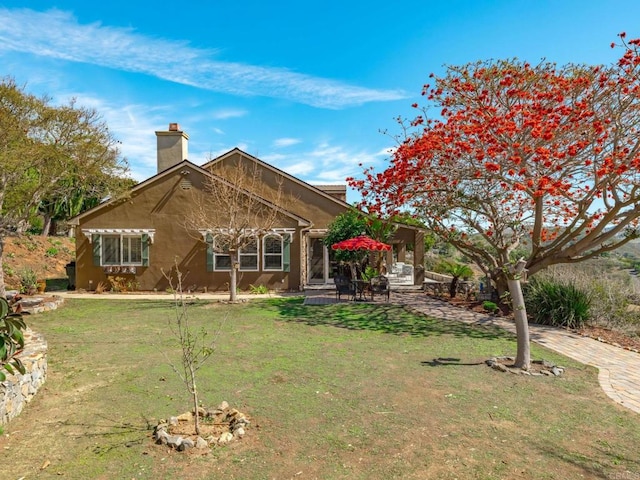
xmin=424 ymin=271 xmax=453 ymax=283
xmin=0 ymin=329 xmax=48 ymax=425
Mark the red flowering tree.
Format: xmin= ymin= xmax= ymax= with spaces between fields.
xmin=349 ymin=34 xmax=640 ymax=369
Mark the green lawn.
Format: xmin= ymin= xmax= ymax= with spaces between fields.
xmin=2 ymin=296 xmax=639 ymax=479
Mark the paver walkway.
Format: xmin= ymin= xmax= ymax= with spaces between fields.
xmin=390 ymin=291 xmax=640 ymax=415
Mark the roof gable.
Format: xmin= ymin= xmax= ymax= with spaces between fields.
xmin=69 ymin=158 xmax=310 ymax=227
xmin=203 ymin=148 xmax=353 ymax=210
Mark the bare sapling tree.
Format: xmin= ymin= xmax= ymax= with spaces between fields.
xmin=163 ymin=261 xmax=222 ymax=435
xmin=184 ymin=157 xmax=288 ymax=302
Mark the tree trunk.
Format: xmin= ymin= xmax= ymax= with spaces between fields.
xmin=493 ymin=275 xmax=508 ymax=300
xmin=42 ymin=214 xmax=52 ymax=237
xmin=0 ymin=237 xmax=5 ymax=297
xmin=229 ymin=251 xmax=238 ymax=302
xmin=190 ymin=365 xmax=200 ymax=435
xmin=349 ymin=261 xmax=357 ymax=280
xmin=449 ymin=277 xmax=459 ymax=298
xmin=375 ymin=252 xmax=385 ymax=274
xmin=492 ymin=274 xmax=513 ymax=314
xmin=507 ymin=260 xmax=530 ymax=370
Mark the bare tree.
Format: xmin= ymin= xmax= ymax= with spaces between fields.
xmin=163 ymin=262 xmax=221 ymax=436
xmin=184 ymin=157 xmax=288 ymax=302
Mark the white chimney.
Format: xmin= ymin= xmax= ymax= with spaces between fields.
xmin=155 ymin=123 xmax=189 ymax=173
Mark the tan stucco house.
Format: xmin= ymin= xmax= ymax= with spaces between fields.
xmin=69 ymin=124 xmax=424 ymax=292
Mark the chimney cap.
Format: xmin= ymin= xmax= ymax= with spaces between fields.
xmin=168 ymin=123 xmax=180 ymax=131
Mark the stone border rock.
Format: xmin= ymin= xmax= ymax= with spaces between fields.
xmin=485 ymin=356 xmax=565 ymax=376
xmin=0 ymin=293 xmax=62 ymax=425
xmin=0 ymin=329 xmax=47 ymax=425
xmin=6 ymin=291 xmax=64 ymax=314
xmin=153 ymin=401 xmax=250 ymax=451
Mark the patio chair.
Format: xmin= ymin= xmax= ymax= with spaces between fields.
xmin=334 ymin=275 xmax=356 ymax=301
xmin=370 ymin=275 xmax=390 ymax=302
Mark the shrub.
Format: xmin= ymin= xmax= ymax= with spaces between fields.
xmin=19 ymin=268 xmax=38 ymax=294
xmin=249 ymin=284 xmax=269 ymax=295
xmin=107 ymin=275 xmax=127 ymax=292
xmin=26 ymin=217 xmax=43 ymax=235
xmin=105 ymin=276 xmax=139 ymax=293
xmin=360 ymin=266 xmax=378 ymax=282
xmin=24 ymin=238 xmax=38 ymax=252
xmin=3 ymin=263 xmax=15 ymax=278
xmin=537 ymin=264 xmax=640 ymax=329
xmin=482 ymin=301 xmax=499 ymax=313
xmin=524 ymin=277 xmax=590 ymax=329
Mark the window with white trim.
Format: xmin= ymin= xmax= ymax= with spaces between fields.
xmin=213 ymin=234 xmax=232 ymax=271
xmin=263 ymin=234 xmax=283 ymax=270
xmin=99 ymin=234 xmax=144 ymax=266
xmin=205 ymin=230 xmax=291 ymax=273
xmin=239 ymin=236 xmax=259 ymax=271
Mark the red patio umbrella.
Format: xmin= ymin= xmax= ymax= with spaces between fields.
xmin=331 ymin=235 xmax=391 ymax=252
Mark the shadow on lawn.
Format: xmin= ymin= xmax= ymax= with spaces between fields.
xmin=261 ymin=297 xmax=513 ymax=341
xmin=531 ymin=440 xmax=628 ymax=479
xmin=421 ymin=357 xmax=486 ymax=367
xmin=57 ymin=413 xmax=149 ymax=454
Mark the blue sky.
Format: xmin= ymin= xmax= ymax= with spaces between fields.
xmin=1 ymin=1 xmax=639 ymax=203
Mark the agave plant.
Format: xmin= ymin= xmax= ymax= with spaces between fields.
xmin=0 ymin=297 xmax=27 ymax=381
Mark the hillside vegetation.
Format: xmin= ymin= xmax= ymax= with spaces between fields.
xmin=2 ymin=235 xmax=75 ymax=291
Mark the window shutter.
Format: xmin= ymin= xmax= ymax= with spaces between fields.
xmin=283 ymin=234 xmax=291 ymax=272
xmin=92 ymin=234 xmax=101 ymax=266
xmin=141 ymin=234 xmax=150 ymax=267
xmin=206 ymin=233 xmax=214 ymax=272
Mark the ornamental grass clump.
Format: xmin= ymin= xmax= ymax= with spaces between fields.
xmin=540 ymin=262 xmax=640 ymax=330
xmin=524 ymin=277 xmax=590 ymax=329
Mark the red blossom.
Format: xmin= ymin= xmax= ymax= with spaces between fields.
xmin=349 ymin=38 xmax=640 ymax=298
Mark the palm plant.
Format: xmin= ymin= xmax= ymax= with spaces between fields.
xmin=436 ymin=260 xmax=474 ymax=298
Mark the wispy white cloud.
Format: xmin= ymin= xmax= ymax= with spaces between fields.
xmin=211 ymin=109 xmax=248 ymax=120
xmin=0 ymin=8 xmax=407 ymax=109
xmin=263 ymin=142 xmax=384 ymax=186
xmin=272 ymin=137 xmax=301 ymax=148
xmin=375 ymin=146 xmax=397 ymax=157
xmin=279 ymin=160 xmax=317 ymax=177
